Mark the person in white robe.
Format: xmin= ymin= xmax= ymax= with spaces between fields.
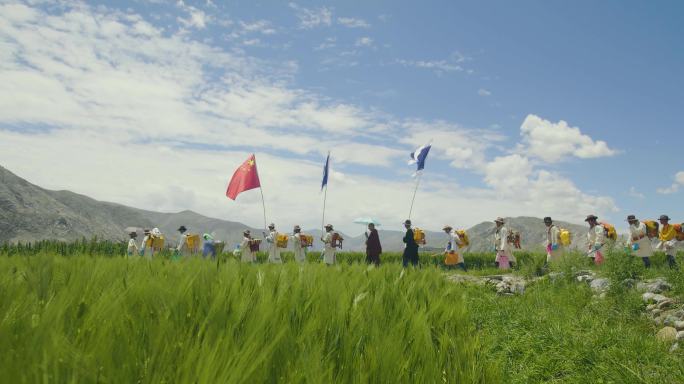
xmin=493 ymin=217 xmax=517 ymax=267
xmin=240 ymin=230 xmax=256 ymax=263
xmin=544 ymin=217 xmax=564 ymax=262
xmin=264 ymin=223 xmax=282 ymax=264
xmin=584 ymin=215 xmax=605 ymax=264
xmin=321 ymin=224 xmax=336 ymax=265
xmin=626 ymin=215 xmax=653 ymax=268
xmin=291 ymin=225 xmax=307 ymax=263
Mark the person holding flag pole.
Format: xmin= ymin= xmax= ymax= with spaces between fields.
xmin=226 ymin=153 xmax=268 ymax=232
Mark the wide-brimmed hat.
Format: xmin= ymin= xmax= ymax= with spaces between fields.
xmin=178 ymin=225 xmax=187 ymax=232
xmin=626 ymin=214 xmax=637 ymax=222
xmin=442 ymin=225 xmax=453 ymax=231
xmin=403 ymin=219 xmax=412 ymax=225
xmin=324 ymin=224 xmax=333 ymax=229
xmin=129 ymin=231 xmax=137 ymax=237
xmin=143 ymin=228 xmax=151 ymax=233
xmin=584 ymin=215 xmax=598 ymax=222
xmin=659 ymin=215 xmax=670 ymax=221
xmin=494 ymin=217 xmax=505 ymax=224
xmin=543 ymin=217 xmax=552 ymax=223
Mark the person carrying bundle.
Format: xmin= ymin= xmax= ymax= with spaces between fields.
xmin=127 ymin=231 xmax=139 ymax=258
xmin=365 ymin=223 xmax=382 ymax=266
xmin=493 ymin=217 xmax=516 ymax=269
xmin=442 ymin=225 xmax=466 ymax=271
xmin=264 ymin=223 xmax=282 ymax=264
xmin=176 ymin=225 xmax=191 ymax=257
xmin=140 ymin=229 xmax=152 ymax=258
xmin=544 ymin=217 xmax=564 ymax=263
xmin=584 ymin=215 xmax=605 ymax=265
xmin=402 ymin=219 xmax=420 ymax=267
xmin=291 ymin=225 xmax=307 ymax=263
xmin=627 ymin=215 xmax=654 ymax=268
xmin=655 ymin=215 xmax=678 ymax=269
xmin=240 ymin=230 xmax=256 ymax=263
xmin=321 ymin=224 xmax=337 ymax=265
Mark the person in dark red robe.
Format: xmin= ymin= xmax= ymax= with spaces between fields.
xmin=365 ymin=223 xmax=382 ymax=266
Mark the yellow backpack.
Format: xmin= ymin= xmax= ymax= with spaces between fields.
xmin=559 ymin=228 xmax=572 ymax=246
xmin=600 ymin=222 xmax=618 ymax=241
xmin=456 ymin=230 xmax=469 ymax=248
xmin=186 ymin=234 xmax=201 ymax=251
xmin=276 ymin=233 xmax=289 ymax=248
xmin=150 ymin=235 xmax=165 ymax=250
xmin=643 ymin=220 xmax=659 ymax=238
xmin=413 ymin=228 xmax=426 ymax=245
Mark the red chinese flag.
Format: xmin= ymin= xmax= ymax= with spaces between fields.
xmin=226 ymin=154 xmax=261 ymax=200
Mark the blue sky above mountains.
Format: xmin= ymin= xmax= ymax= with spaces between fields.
xmin=0 ymin=0 xmax=682 ymax=234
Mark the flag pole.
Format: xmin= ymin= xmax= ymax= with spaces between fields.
xmin=408 ymin=172 xmax=422 ymax=220
xmin=321 ymin=151 xmax=330 ymax=230
xmin=322 ymin=184 xmax=328 ymax=230
xmin=259 ymin=186 xmax=267 ymax=230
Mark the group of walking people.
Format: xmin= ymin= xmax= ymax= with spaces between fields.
xmin=125 ymin=213 xmax=682 ymax=270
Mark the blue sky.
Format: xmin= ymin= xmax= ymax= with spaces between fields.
xmin=0 ymin=0 xmax=682 ymax=234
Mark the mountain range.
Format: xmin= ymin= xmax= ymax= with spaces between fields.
xmin=0 ymin=165 xmax=590 ymax=252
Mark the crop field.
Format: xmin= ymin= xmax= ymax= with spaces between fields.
xmin=2 ymin=244 xmax=684 ymax=383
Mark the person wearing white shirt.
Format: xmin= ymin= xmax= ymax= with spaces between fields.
xmin=264 ymin=223 xmax=282 ymax=264
xmin=442 ymin=225 xmax=466 ymax=271
xmin=240 ymin=230 xmax=256 ymax=263
xmin=626 ymin=215 xmax=653 ymax=268
xmin=321 ymin=224 xmax=336 ymax=265
xmin=176 ymin=225 xmax=190 ymax=257
xmin=494 ymin=217 xmax=517 ymax=267
xmin=584 ymin=215 xmax=605 ymax=264
xmin=291 ymin=225 xmax=306 ymax=263
xmin=140 ymin=229 xmax=152 ymax=258
xmin=544 ymin=217 xmax=564 ymax=263
xmin=127 ymin=232 xmax=139 ymax=258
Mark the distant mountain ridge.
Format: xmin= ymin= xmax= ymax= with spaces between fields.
xmin=0 ymin=165 xmax=590 ymax=251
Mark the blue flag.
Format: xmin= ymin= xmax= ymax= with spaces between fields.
xmin=321 ymin=152 xmax=330 ymax=190
xmin=409 ymin=144 xmax=431 ymax=174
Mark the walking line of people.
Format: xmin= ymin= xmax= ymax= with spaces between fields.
xmin=125 ymin=213 xmax=683 ymax=270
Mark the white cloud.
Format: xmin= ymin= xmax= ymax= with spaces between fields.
xmin=238 ymin=20 xmax=276 ymax=35
xmin=355 ymin=36 xmax=373 ymax=47
xmin=519 ymin=114 xmax=617 ymax=163
xmin=396 ymin=59 xmax=463 ymax=74
xmin=176 ymin=1 xmax=210 ymax=29
xmin=337 ymin=17 xmax=370 ymax=28
xmin=477 ymin=88 xmax=491 ymax=97
xmin=657 ymin=171 xmax=684 ymax=194
xmin=399 ymin=121 xmax=504 ymax=171
xmin=0 ymin=2 xmax=620 ymax=234
xmin=289 ymin=3 xmax=332 ymax=29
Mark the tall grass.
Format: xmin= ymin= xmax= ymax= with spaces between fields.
xmin=0 ymin=255 xmax=497 ymax=383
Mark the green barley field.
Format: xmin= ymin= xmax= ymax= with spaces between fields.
xmin=2 ymin=243 xmax=684 ymax=383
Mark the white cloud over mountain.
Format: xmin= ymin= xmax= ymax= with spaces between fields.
xmin=0 ymin=1 xmax=620 ymax=234
xmin=519 ymin=114 xmax=617 ymax=163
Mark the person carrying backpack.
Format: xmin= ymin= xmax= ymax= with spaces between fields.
xmin=655 ymin=215 xmax=678 ymax=269
xmin=584 ymin=215 xmax=605 ymax=265
xmin=627 ymin=215 xmax=654 ymax=268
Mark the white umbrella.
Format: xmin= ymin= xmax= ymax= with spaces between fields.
xmin=353 ymin=217 xmax=381 ymax=226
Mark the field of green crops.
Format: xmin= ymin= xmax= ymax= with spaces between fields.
xmin=2 ymin=245 xmax=684 ymax=383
